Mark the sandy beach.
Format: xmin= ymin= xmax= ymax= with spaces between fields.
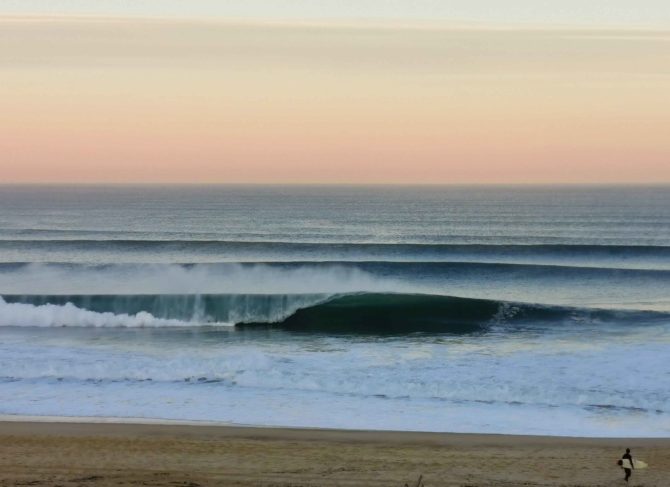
xmin=0 ymin=420 xmax=668 ymax=487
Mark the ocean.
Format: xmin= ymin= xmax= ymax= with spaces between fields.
xmin=1 ymin=185 xmax=669 ymax=436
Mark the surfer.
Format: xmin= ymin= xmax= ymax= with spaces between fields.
xmin=621 ymin=448 xmax=634 ymax=482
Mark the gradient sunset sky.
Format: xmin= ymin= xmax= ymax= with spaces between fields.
xmin=1 ymin=1 xmax=669 ymax=183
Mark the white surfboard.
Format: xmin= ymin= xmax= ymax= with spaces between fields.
xmin=620 ymin=459 xmax=648 ymax=469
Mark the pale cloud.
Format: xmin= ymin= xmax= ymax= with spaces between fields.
xmin=1 ymin=18 xmax=668 ymax=77
xmin=1 ymin=1 xmax=670 ymax=28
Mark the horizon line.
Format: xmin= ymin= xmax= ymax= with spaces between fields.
xmin=2 ymin=182 xmax=670 ymax=187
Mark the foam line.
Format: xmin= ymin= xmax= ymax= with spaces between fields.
xmin=0 ymin=297 xmax=202 ymax=328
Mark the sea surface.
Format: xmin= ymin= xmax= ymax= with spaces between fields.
xmin=1 ymin=185 xmax=669 ymax=436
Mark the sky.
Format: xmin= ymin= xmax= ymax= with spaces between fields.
xmin=3 ymin=1 xmax=670 ymax=27
xmin=1 ymin=1 xmax=669 ymax=183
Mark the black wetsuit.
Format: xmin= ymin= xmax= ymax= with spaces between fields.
xmin=622 ymin=452 xmax=634 ymax=482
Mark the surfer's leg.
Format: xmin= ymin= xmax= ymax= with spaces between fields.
xmin=624 ymin=468 xmax=631 ymax=482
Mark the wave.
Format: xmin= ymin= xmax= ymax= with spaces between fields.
xmin=0 ymin=294 xmax=329 ymax=326
xmin=0 ymin=262 xmax=386 ymax=295
xmin=1 ymin=261 xmax=669 ymax=297
xmin=242 ymin=293 xmax=670 ymax=334
xmin=2 ymin=240 xmax=670 ymax=254
xmin=3 ymin=240 xmax=670 ymax=270
xmin=1 ymin=260 xmax=668 ymax=276
xmin=2 ymin=293 xmax=667 ymax=333
xmin=0 ymin=297 xmax=190 ymax=328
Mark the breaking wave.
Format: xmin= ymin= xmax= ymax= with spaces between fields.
xmin=1 ymin=293 xmax=667 ymax=333
xmin=1 ymin=261 xmax=669 ymax=297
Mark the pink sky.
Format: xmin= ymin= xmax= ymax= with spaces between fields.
xmin=1 ymin=18 xmax=669 ymax=183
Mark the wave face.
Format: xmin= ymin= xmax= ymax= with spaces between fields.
xmin=242 ymin=293 xmax=670 ymax=333
xmin=1 ymin=185 xmax=670 ymax=436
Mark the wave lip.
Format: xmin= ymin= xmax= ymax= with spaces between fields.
xmin=2 ymin=261 xmax=670 ymax=299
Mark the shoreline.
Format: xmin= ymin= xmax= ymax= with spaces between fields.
xmin=2 ymin=419 xmax=670 ymax=486
xmin=3 ymin=414 xmax=670 ymax=442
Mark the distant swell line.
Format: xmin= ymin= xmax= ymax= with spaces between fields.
xmin=1 ymin=260 xmax=669 ymax=276
xmin=2 ymin=240 xmax=670 ymax=268
xmin=2 ymin=240 xmax=670 ymax=250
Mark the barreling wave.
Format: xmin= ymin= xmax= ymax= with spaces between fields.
xmin=1 ymin=293 xmax=667 ymax=333
xmin=240 ymin=293 xmax=670 ymax=333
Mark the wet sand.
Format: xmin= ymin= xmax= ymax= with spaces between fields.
xmin=1 ymin=420 xmax=668 ymax=486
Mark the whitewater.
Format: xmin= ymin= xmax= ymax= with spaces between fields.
xmin=1 ymin=185 xmax=669 ymax=436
